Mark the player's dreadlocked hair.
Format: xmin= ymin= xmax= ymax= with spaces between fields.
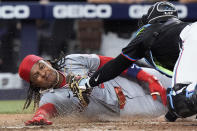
xmin=23 ymin=82 xmax=41 ymax=110
xmin=49 ymin=51 xmax=67 ymax=70
xmin=23 ymin=51 xmax=67 ymax=110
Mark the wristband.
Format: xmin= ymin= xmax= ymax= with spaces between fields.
xmin=126 ymin=64 xmax=142 ymax=78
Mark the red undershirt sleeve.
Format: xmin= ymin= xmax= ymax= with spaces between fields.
xmin=97 ymin=55 xmax=128 ymax=76
xmin=34 ymin=103 xmax=58 ymax=119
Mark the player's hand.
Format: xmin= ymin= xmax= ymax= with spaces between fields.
xmin=66 ymin=74 xmax=91 ymax=107
xmin=25 ymin=114 xmax=52 ymax=126
xmin=76 ymin=75 xmax=91 ymax=91
xmin=66 ymin=74 xmax=91 ymax=92
xmin=147 ymin=75 xmax=167 ymax=106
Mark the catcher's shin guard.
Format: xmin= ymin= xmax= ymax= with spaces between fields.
xmin=166 ymin=87 xmax=178 ymax=121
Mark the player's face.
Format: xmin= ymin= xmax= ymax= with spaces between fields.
xmin=30 ymin=60 xmax=58 ymax=89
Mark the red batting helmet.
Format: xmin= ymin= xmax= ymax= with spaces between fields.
xmin=18 ymin=55 xmax=43 ymax=82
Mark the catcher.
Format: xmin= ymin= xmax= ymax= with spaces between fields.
xmin=18 ymin=53 xmax=171 ymax=126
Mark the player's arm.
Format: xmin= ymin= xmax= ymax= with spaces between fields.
xmin=25 ymin=103 xmax=57 ymax=126
xmin=87 ymin=25 xmax=148 ymax=87
xmin=98 ymin=55 xmax=146 ymax=80
xmin=98 ymin=55 xmax=142 ymax=77
xmin=97 ymin=55 xmax=114 ymax=70
xmin=88 ymin=54 xmax=133 ymax=87
xmin=96 ymin=53 xmax=167 ymax=105
xmin=65 ymin=54 xmax=101 ymax=74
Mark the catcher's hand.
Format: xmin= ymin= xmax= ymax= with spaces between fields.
xmin=25 ymin=114 xmax=52 ymax=126
xmin=66 ymin=74 xmax=91 ymax=107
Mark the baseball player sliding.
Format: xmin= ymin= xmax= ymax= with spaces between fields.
xmin=18 ymin=53 xmax=170 ymax=126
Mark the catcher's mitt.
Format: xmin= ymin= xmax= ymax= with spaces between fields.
xmin=66 ymin=74 xmax=90 ymax=107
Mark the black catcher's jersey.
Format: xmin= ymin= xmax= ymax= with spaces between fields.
xmin=122 ymin=18 xmax=189 ymax=77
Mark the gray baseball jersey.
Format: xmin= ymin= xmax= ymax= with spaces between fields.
xmin=39 ymin=54 xmax=171 ymax=118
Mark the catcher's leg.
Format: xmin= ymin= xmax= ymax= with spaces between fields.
xmin=166 ymin=82 xmax=197 ymax=121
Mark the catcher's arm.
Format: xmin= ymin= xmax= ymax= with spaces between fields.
xmin=25 ymin=103 xmax=57 ymax=126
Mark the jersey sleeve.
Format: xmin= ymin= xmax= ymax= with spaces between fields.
xmin=97 ymin=55 xmax=114 ymax=70
xmin=39 ymin=88 xmax=81 ymax=115
xmin=97 ymin=55 xmax=141 ymax=78
xmin=64 ymin=54 xmax=100 ymax=75
xmin=122 ymin=25 xmax=149 ymax=61
xmin=35 ymin=103 xmax=57 ymax=118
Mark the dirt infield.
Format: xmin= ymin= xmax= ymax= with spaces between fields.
xmin=0 ymin=114 xmax=197 ymax=131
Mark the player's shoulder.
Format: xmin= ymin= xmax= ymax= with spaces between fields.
xmin=66 ymin=54 xmax=97 ymax=58
xmin=135 ymin=24 xmax=151 ymax=36
xmin=66 ymin=54 xmax=98 ymax=59
xmin=135 ymin=24 xmax=160 ymax=37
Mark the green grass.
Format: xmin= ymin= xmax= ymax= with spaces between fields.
xmin=0 ymin=100 xmax=34 ymax=114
